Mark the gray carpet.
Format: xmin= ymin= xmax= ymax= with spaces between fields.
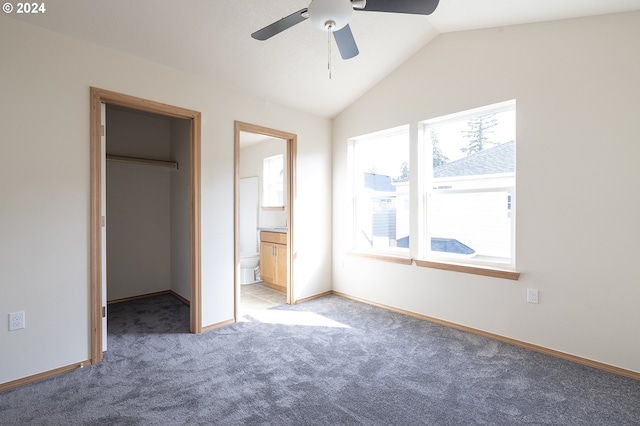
xmin=1 ymin=294 xmax=638 ymax=425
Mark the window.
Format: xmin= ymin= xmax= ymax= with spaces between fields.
xmin=263 ymin=154 xmax=284 ymax=207
xmin=422 ymin=100 xmax=516 ymax=268
xmin=350 ymin=126 xmax=410 ymax=256
xmin=346 ymin=102 xmax=518 ymax=276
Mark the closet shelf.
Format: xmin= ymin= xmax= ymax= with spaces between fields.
xmin=106 ymin=154 xmax=178 ymax=170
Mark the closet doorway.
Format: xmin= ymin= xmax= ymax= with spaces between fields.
xmin=90 ymin=87 xmax=202 ymax=365
xmin=234 ymin=121 xmax=296 ymax=321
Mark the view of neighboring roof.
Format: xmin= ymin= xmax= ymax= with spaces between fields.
xmin=364 ymin=172 xmax=396 ymax=192
xmin=434 ymin=140 xmax=515 ymax=178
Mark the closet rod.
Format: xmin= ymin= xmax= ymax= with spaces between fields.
xmin=106 ymin=154 xmax=178 ymax=170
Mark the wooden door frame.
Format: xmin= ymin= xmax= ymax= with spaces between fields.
xmin=234 ymin=121 xmax=297 ymax=320
xmin=90 ymin=87 xmax=202 ymax=364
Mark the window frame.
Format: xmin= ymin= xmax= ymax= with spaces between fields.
xmin=349 ymin=125 xmax=411 ymax=259
xmin=423 ymin=185 xmax=516 ymax=268
xmin=344 ymin=102 xmax=520 ymax=280
xmin=420 ymin=100 xmax=517 ymax=272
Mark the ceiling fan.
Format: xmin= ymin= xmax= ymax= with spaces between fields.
xmin=251 ymin=0 xmax=440 ymax=60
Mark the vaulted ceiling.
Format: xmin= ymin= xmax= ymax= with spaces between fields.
xmin=8 ymin=0 xmax=640 ymax=117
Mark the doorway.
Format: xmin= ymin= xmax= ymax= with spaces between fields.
xmin=234 ymin=121 xmax=296 ymax=322
xmin=90 ymin=87 xmax=202 ymax=365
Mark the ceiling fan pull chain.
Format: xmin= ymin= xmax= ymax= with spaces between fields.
xmin=327 ymin=27 xmax=332 ymax=80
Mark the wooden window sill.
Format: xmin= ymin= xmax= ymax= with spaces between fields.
xmin=347 ymin=251 xmax=413 ymax=265
xmin=414 ymin=259 xmax=520 ymax=280
xmin=346 ymin=251 xmax=520 ymax=280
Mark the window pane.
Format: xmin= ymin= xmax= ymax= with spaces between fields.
xmin=429 ymin=190 xmax=512 ymax=262
xmin=263 ymin=154 xmax=284 ymax=207
xmin=424 ymin=101 xmax=515 ymax=266
xmin=352 ymin=128 xmax=410 ymax=253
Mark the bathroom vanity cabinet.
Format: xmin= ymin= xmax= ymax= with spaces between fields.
xmin=259 ymin=231 xmax=287 ymax=293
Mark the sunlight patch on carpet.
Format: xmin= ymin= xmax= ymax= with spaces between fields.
xmin=244 ymin=310 xmax=351 ymax=328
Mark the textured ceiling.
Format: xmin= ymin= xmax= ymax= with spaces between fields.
xmin=7 ymin=0 xmax=640 ymax=117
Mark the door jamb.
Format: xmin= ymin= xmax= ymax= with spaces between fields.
xmin=234 ymin=121 xmax=296 ymax=321
xmin=90 ymin=87 xmax=202 ymax=364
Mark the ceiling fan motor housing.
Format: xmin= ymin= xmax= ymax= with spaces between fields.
xmin=308 ymin=0 xmax=354 ymax=31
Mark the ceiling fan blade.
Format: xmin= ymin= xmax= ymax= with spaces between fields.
xmin=358 ymin=0 xmax=439 ymax=15
xmin=251 ymin=9 xmax=309 ymax=41
xmin=333 ymin=25 xmax=359 ymax=59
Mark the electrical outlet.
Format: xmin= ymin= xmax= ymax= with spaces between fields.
xmin=527 ymin=288 xmax=539 ymax=304
xmin=9 ymin=311 xmax=25 ymax=331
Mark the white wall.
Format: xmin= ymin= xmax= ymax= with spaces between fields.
xmin=239 ymin=177 xmax=259 ymax=255
xmin=332 ymin=11 xmax=640 ymax=373
xmin=0 ymin=16 xmax=332 ymax=385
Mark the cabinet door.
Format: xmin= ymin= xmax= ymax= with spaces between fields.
xmin=260 ymin=241 xmax=276 ymax=284
xmin=274 ymin=243 xmax=288 ymax=287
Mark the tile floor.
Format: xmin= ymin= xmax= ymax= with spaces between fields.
xmin=239 ymin=282 xmax=286 ymax=319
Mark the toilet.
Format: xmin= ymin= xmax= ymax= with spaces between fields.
xmin=240 ymin=252 xmax=260 ymax=284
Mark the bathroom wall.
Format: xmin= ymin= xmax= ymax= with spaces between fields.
xmin=239 ymin=177 xmax=259 ymax=254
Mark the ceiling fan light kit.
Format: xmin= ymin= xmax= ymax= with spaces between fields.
xmin=308 ymin=0 xmax=354 ymax=31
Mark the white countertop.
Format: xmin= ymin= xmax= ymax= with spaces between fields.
xmin=258 ymin=227 xmax=288 ymax=233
